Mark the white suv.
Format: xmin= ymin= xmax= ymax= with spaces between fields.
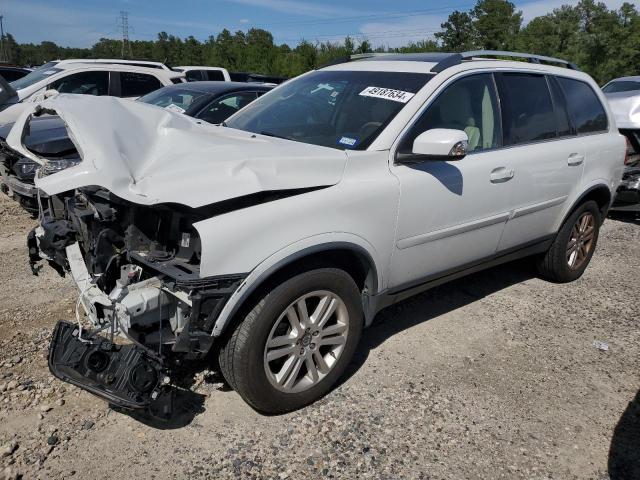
xmin=0 ymin=60 xmax=183 ymax=123
xmin=8 ymin=51 xmax=625 ymax=415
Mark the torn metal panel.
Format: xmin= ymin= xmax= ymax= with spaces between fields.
xmin=6 ymin=94 xmax=348 ymax=208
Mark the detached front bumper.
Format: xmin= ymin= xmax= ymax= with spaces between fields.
xmin=49 ymin=320 xmax=168 ymax=409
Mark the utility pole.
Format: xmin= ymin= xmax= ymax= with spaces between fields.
xmin=117 ymin=11 xmax=133 ymax=59
xmin=0 ymin=15 xmax=8 ymax=63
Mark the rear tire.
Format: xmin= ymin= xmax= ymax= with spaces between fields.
xmin=537 ymin=200 xmax=601 ymax=282
xmin=218 ymin=268 xmax=363 ymax=414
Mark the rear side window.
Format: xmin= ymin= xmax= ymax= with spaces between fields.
xmin=556 ymin=77 xmax=608 ymax=134
xmin=206 ymin=70 xmax=225 ymax=81
xmin=495 ymin=73 xmax=556 ymax=145
xmin=49 ymin=71 xmax=109 ymax=96
xmin=120 ymin=72 xmax=162 ymax=97
xmin=185 ymin=70 xmax=204 ymax=82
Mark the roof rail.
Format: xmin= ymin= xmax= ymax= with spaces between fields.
xmin=456 ymin=50 xmax=579 ymax=70
xmin=327 ymin=51 xmax=579 ymax=73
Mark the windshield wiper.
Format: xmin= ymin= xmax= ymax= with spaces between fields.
xmin=259 ymin=131 xmax=292 ymax=140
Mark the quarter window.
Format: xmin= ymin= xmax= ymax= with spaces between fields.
xmin=556 ymin=77 xmax=608 ymax=134
xmin=547 ymin=76 xmax=573 ymax=137
xmin=495 ymin=73 xmax=556 ymax=145
xmin=398 ymin=73 xmax=501 ymax=154
xmin=120 ymin=72 xmax=162 ymax=97
xmin=49 ymin=71 xmax=109 ymax=96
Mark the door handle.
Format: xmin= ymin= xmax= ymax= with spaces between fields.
xmin=490 ymin=167 xmax=514 ymax=183
xmin=568 ymin=153 xmax=584 ymax=166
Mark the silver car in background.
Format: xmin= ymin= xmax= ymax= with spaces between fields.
xmin=603 ymin=76 xmax=640 ymax=211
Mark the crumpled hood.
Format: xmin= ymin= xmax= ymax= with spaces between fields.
xmin=605 ymin=90 xmax=640 ymax=129
xmin=6 ymin=94 xmax=348 ymax=208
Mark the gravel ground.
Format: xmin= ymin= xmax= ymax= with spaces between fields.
xmin=0 ymin=192 xmax=638 ymax=480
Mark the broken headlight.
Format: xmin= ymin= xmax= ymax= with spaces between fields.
xmin=41 ymin=157 xmax=81 ymax=176
xmin=13 ymin=157 xmax=38 ymax=180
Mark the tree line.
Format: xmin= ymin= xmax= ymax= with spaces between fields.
xmin=2 ymin=0 xmax=639 ymax=84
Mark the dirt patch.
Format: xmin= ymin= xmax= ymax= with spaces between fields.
xmin=0 ymin=192 xmax=638 ymax=480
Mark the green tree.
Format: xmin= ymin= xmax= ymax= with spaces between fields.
xmin=472 ymin=0 xmax=522 ymax=50
xmin=435 ymin=11 xmax=475 ymax=51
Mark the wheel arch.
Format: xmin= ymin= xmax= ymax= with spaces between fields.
xmin=212 ymin=240 xmax=381 ymax=337
xmin=560 ymin=183 xmax=612 ymax=228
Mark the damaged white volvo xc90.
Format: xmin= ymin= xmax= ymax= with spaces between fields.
xmin=8 ymin=51 xmax=625 ymax=414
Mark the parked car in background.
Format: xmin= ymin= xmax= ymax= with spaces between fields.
xmin=0 ymin=61 xmax=184 ymax=124
xmin=603 ymin=76 xmax=640 ymax=212
xmin=0 ymin=81 xmax=272 ymax=213
xmin=7 ymin=51 xmax=624 ymax=415
xmin=55 ymin=58 xmax=171 ymax=70
xmin=0 ymin=66 xmax=31 ymax=82
xmin=173 ymin=66 xmax=231 ymax=82
xmin=229 ymin=71 xmax=288 ymax=84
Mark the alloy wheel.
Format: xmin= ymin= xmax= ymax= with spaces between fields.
xmin=263 ymin=290 xmax=349 ymax=393
xmin=566 ymin=211 xmax=596 ymax=270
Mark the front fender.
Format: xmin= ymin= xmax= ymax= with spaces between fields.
xmin=210 ymin=234 xmax=381 ymax=336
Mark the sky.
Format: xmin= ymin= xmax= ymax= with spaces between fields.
xmin=2 ymin=0 xmax=631 ymax=49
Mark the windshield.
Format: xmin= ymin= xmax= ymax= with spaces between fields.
xmin=138 ymin=86 xmax=211 ymax=113
xmin=11 ymin=62 xmax=61 ymax=91
xmin=225 ymin=70 xmax=433 ymax=150
xmin=603 ymin=80 xmax=640 ymax=94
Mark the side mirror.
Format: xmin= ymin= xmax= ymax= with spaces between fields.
xmin=397 ymin=128 xmax=469 ymax=163
xmin=43 ymin=89 xmax=59 ymax=99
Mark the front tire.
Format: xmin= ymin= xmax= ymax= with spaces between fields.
xmin=218 ymin=268 xmax=363 ymax=414
xmin=537 ymin=200 xmax=601 ymax=282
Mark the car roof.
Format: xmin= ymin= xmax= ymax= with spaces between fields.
xmin=166 ymin=81 xmax=273 ymax=93
xmin=606 ymin=76 xmax=640 ymax=82
xmin=51 ymin=62 xmax=182 ymax=78
xmin=174 ymin=66 xmax=227 ymax=70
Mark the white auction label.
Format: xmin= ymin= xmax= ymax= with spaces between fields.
xmin=359 ymin=86 xmax=415 ymax=103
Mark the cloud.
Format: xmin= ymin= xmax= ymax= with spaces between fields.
xmin=239 ymin=18 xmax=250 ymax=24
xmin=358 ymin=14 xmax=445 ymax=48
xmin=223 ymin=0 xmax=360 ymax=17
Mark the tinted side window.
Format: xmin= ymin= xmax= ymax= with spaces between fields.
xmin=495 ymin=73 xmax=556 ymax=145
xmin=185 ymin=70 xmax=204 ymax=82
xmin=49 ymin=71 xmax=109 ymax=96
xmin=556 ymin=77 xmax=608 ymax=134
xmin=0 ymin=70 xmax=27 ymax=82
xmin=206 ymin=70 xmax=225 ymax=81
xmin=120 ymin=72 xmax=162 ymax=97
xmin=398 ymin=73 xmax=501 ymax=154
xmin=547 ymin=76 xmax=573 ymax=137
xmin=196 ymin=92 xmax=258 ymax=124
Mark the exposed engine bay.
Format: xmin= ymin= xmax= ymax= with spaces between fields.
xmin=31 ymin=186 xmax=245 ymax=410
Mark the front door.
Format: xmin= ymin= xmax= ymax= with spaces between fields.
xmin=389 ymin=73 xmax=513 ymax=290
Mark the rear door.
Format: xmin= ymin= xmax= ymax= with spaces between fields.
xmin=495 ymin=72 xmax=585 ymax=251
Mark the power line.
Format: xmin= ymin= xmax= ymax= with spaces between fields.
xmin=117 ymin=10 xmax=133 ymax=58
